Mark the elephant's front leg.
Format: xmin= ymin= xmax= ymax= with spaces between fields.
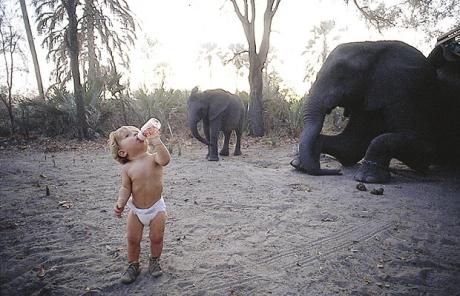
xmin=354 ymin=132 xmax=433 ymax=183
xmin=322 ymin=110 xmax=383 ymax=166
xmin=203 ymin=121 xmax=211 ymax=160
xmin=208 ymin=120 xmax=222 ymax=161
xmin=219 ymin=131 xmax=231 ymax=156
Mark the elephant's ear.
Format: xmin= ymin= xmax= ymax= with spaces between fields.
xmin=209 ymin=95 xmax=230 ymax=121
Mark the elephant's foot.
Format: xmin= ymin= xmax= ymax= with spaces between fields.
xmin=290 ymin=156 xmax=301 ymax=170
xmin=219 ymin=150 xmax=229 ymax=156
xmin=354 ymin=160 xmax=390 ymax=183
xmin=233 ymin=149 xmax=242 ymax=156
xmin=290 ymin=156 xmax=341 ymax=175
xmin=208 ymin=155 xmax=219 ymax=161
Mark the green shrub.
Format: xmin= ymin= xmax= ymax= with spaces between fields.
xmin=7 ymin=81 xmax=345 ymax=142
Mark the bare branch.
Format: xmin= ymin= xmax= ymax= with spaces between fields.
xmin=223 ymin=49 xmax=249 ymax=65
xmin=250 ymin=0 xmax=255 ymax=24
xmin=259 ymin=0 xmax=279 ymax=60
xmin=230 ymin=0 xmax=247 ymax=25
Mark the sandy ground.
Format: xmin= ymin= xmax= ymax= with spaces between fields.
xmin=1 ymin=137 xmax=459 ymax=296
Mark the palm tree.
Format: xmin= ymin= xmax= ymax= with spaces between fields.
xmin=33 ymin=0 xmax=87 ymax=138
xmin=33 ymin=0 xmax=136 ymax=139
xmin=197 ymin=42 xmax=220 ymax=86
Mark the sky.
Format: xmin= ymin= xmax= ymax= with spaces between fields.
xmin=12 ymin=0 xmax=441 ymax=97
xmin=126 ymin=0 xmax=434 ymax=95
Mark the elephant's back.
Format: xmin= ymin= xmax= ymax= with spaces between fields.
xmin=202 ymin=89 xmax=244 ymax=128
xmin=312 ymin=40 xmax=434 ymax=99
xmin=204 ymin=89 xmax=242 ymax=105
xmin=327 ymin=40 xmax=427 ymax=73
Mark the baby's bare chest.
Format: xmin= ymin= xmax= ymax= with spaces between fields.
xmin=128 ymin=160 xmax=162 ymax=181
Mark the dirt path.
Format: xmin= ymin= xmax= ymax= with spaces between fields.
xmin=1 ymin=139 xmax=459 ymax=295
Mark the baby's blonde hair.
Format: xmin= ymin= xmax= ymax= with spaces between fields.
xmin=108 ymin=128 xmax=129 ymax=164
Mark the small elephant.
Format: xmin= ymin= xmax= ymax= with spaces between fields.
xmin=188 ymin=88 xmax=245 ymax=161
xmin=291 ymin=36 xmax=460 ymax=183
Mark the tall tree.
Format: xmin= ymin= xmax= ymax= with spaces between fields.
xmin=198 ymin=42 xmax=220 ymax=86
xmin=0 ymin=5 xmax=24 ymax=135
xmin=33 ymin=0 xmax=87 ymax=138
xmin=83 ymin=0 xmax=100 ymax=89
xmin=19 ymin=0 xmax=45 ymax=101
xmin=230 ymin=0 xmax=281 ymax=136
xmin=64 ymin=0 xmax=88 ymax=139
xmin=33 ymin=0 xmax=136 ymax=138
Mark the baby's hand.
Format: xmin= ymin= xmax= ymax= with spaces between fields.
xmin=114 ymin=204 xmax=124 ymax=218
xmin=147 ymin=130 xmax=162 ymax=145
xmin=143 ymin=127 xmax=161 ymax=139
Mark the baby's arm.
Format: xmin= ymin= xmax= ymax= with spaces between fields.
xmin=148 ymin=134 xmax=171 ymax=166
xmin=114 ymin=168 xmax=131 ymax=218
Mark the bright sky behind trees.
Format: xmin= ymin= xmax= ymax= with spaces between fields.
xmin=18 ymin=0 xmax=439 ymax=96
xmin=127 ymin=0 xmax=435 ymax=95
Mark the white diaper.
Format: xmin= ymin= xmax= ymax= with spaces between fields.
xmin=127 ymin=197 xmax=166 ymax=226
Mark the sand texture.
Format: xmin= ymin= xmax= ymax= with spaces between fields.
xmin=1 ymin=139 xmax=459 ymax=295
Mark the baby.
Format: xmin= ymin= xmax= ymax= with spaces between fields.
xmin=108 ymin=124 xmax=171 ymax=284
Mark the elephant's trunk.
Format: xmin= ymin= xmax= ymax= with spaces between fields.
xmin=189 ymin=113 xmax=209 ymax=145
xmin=297 ymin=101 xmax=341 ymax=175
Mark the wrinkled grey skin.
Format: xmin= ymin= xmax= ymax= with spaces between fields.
xmin=291 ymin=40 xmax=460 ymax=183
xmin=188 ymin=88 xmax=245 ymax=161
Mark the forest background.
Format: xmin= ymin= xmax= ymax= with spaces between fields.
xmin=0 ymin=0 xmax=458 ymax=145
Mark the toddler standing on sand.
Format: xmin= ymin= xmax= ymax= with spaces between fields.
xmin=108 ymin=119 xmax=171 ymax=284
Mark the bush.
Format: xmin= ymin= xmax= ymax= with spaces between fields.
xmin=130 ymin=87 xmax=189 ymax=139
xmin=13 ymin=87 xmax=80 ymax=137
xmin=5 ymin=82 xmax=344 ymax=143
xmin=262 ymin=71 xmax=305 ymax=139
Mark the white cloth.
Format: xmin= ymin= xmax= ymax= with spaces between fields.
xmin=127 ymin=197 xmax=166 ymax=226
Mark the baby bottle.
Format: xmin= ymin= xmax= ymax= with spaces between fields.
xmin=137 ymin=118 xmax=161 ymax=141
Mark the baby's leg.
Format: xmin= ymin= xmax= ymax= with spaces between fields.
xmin=127 ymin=210 xmax=143 ymax=262
xmin=149 ymin=212 xmax=167 ymax=258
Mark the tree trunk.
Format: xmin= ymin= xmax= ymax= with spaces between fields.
xmin=8 ymin=37 xmax=15 ymax=135
xmin=230 ymin=0 xmax=280 ymax=137
xmin=19 ymin=0 xmax=45 ymax=101
xmin=6 ymin=103 xmax=14 ymax=135
xmin=65 ymin=0 xmax=89 ymax=139
xmin=85 ymin=0 xmax=99 ymax=84
xmin=248 ymin=56 xmax=265 ymax=136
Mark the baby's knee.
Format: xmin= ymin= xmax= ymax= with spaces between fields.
xmin=127 ymin=233 xmax=142 ymax=245
xmin=149 ymin=231 xmax=164 ymax=245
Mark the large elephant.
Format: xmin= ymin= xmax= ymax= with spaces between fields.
xmin=188 ymin=87 xmax=245 ymax=161
xmin=291 ymin=33 xmax=460 ymax=183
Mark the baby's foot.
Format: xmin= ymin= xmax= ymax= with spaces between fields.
xmin=121 ymin=262 xmax=140 ymax=284
xmin=149 ymin=257 xmax=163 ymax=277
